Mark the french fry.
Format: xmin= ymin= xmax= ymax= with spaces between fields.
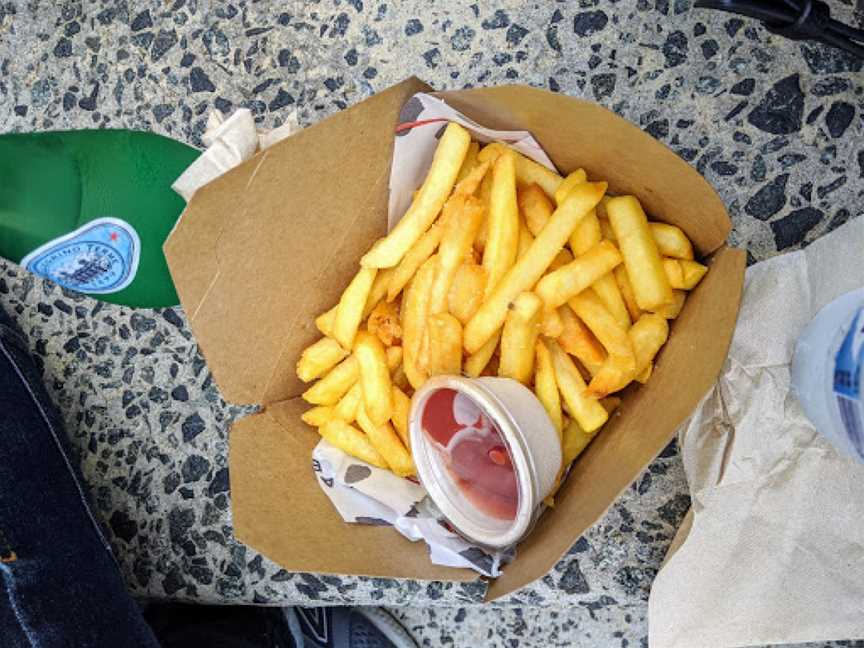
xmin=553 ymin=169 xmax=588 ymax=206
xmin=535 ymin=339 xmax=563 ymax=438
xmin=367 ymin=300 xmax=402 ymax=346
xmin=652 ymin=289 xmax=686 ymax=319
xmin=591 ymin=272 xmax=631 ymax=330
xmin=387 ymin=223 xmax=443 ymax=302
xmin=296 ymin=337 xmax=350 ymax=383
xmin=430 ymin=195 xmax=485 ymax=313
xmin=455 ymin=141 xmax=480 ymax=184
xmin=354 ymin=331 xmax=393 ymax=426
xmin=333 ymin=267 xmax=377 ymax=349
xmin=636 ymin=363 xmax=653 ymax=383
xmin=570 ymin=210 xmax=602 ymax=256
xmin=401 ymin=256 xmax=437 ymax=389
xmin=391 ymin=385 xmax=412 ymax=449
xmin=301 ymin=406 xmax=335 ymax=428
xmin=453 ymin=160 xmax=490 ymax=197
xmin=302 ymin=355 xmax=358 ymax=405
xmin=334 ymin=382 xmax=362 ymax=422
xmin=662 ymin=258 xmax=685 ymax=289
xmin=606 ymin=195 xmax=674 ymax=311
xmin=651 ymin=222 xmax=694 ymax=260
xmin=475 ymin=170 xmax=493 ymax=252
xmin=599 ymin=220 xmax=696 ymax=261
xmin=448 ymin=263 xmax=487 ymax=325
xmin=464 ymin=181 xmax=607 ymax=354
xmin=679 ymin=259 xmax=708 ymax=289
xmin=319 ymin=419 xmax=387 ymax=469
xmin=479 ymin=142 xmax=564 ymax=201
xmin=557 ymin=304 xmax=607 ymax=375
xmin=418 ymin=326 xmax=431 ymax=374
xmin=427 ymin=313 xmax=463 ymax=376
xmin=315 ymin=305 xmax=338 ymax=337
xmin=482 ymin=150 xmax=520 ymax=297
xmin=464 ymin=330 xmax=501 ymax=378
xmin=535 ymin=240 xmax=623 ymax=311
xmin=499 ymin=292 xmax=542 ymax=385
xmin=629 ymin=313 xmax=669 ymax=379
xmin=547 ymin=339 xmax=608 ymax=433
xmin=362 ymin=122 xmax=470 ymax=268
xmin=517 ymin=217 xmax=534 ymax=260
xmin=356 ymin=403 xmax=415 ymax=477
xmin=515 ymin=153 xmax=563 ymax=198
xmin=518 ymin=183 xmax=554 ymax=236
xmin=548 ymin=248 xmax=574 ymax=272
xmin=614 ymin=265 xmax=642 ymax=322
xmin=385 ymin=345 xmax=403 ymax=371
xmin=541 ymin=309 xmax=564 ymax=338
xmin=570 ymin=290 xmax=636 ymax=398
xmin=562 ymin=418 xmax=594 ymax=466
xmin=477 ymin=141 xmax=507 ymax=164
xmin=363 ymin=267 xmax=396 ymax=318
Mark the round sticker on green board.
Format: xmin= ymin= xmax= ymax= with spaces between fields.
xmin=0 ymin=129 xmax=200 ymax=308
xmin=20 ymin=217 xmax=141 ymax=295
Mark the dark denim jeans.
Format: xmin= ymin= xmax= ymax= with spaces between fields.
xmin=0 ymin=308 xmax=161 ymax=648
xmin=0 ymin=306 xmax=304 ymax=648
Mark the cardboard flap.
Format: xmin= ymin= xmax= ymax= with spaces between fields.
xmin=435 ymin=86 xmax=730 ymax=256
xmin=486 ymin=246 xmax=746 ymax=601
xmin=165 ymin=77 xmax=431 ymax=405
xmin=230 ymin=397 xmax=479 ymax=582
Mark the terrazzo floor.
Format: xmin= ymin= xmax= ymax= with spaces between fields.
xmin=1 ymin=1 xmax=862 ymax=646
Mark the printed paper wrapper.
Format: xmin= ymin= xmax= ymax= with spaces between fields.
xmin=313 ymin=441 xmax=514 ymax=578
xmin=387 ymin=92 xmax=556 ymax=229
xmin=649 ymin=216 xmax=864 ymax=647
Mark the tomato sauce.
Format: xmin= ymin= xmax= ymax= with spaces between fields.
xmin=421 ymin=388 xmax=519 ymax=520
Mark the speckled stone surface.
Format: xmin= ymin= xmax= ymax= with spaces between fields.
xmin=1 ymin=0 xmax=862 ymax=646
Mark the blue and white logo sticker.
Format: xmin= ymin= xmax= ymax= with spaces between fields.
xmin=20 ymin=217 xmax=140 ymax=294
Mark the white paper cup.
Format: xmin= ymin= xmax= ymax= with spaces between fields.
xmin=409 ymin=375 xmax=562 ymax=549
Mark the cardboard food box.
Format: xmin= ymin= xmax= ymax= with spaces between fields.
xmin=164 ymin=77 xmax=745 ymax=601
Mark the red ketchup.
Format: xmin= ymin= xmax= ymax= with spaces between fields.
xmin=421 ymin=388 xmax=519 ymax=520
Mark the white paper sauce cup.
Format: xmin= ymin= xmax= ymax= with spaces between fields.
xmin=409 ymin=376 xmax=562 ymax=549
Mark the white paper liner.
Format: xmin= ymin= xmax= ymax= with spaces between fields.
xmin=387 ymin=92 xmax=556 ymax=230
xmin=312 ymin=440 xmax=513 ymax=578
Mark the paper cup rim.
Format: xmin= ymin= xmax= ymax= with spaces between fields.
xmin=409 ymin=375 xmax=540 ymax=549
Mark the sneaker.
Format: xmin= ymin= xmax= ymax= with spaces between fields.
xmin=285 ymin=606 xmax=417 ymax=648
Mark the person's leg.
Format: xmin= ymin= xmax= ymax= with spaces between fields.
xmin=0 ymin=307 xmax=160 ymax=648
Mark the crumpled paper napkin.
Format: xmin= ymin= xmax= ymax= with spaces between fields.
xmin=649 ymin=216 xmax=864 ymax=648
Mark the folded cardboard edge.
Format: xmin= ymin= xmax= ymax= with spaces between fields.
xmin=229 ymin=395 xmax=479 ymax=583
xmin=165 ymin=76 xmax=432 ymax=407
xmin=485 ymin=245 xmax=746 ymax=601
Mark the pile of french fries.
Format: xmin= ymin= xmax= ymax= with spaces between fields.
xmin=297 ymin=122 xmax=707 ymax=493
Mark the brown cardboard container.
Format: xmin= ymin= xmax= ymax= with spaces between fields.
xmin=164 ymin=78 xmax=746 ymax=601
